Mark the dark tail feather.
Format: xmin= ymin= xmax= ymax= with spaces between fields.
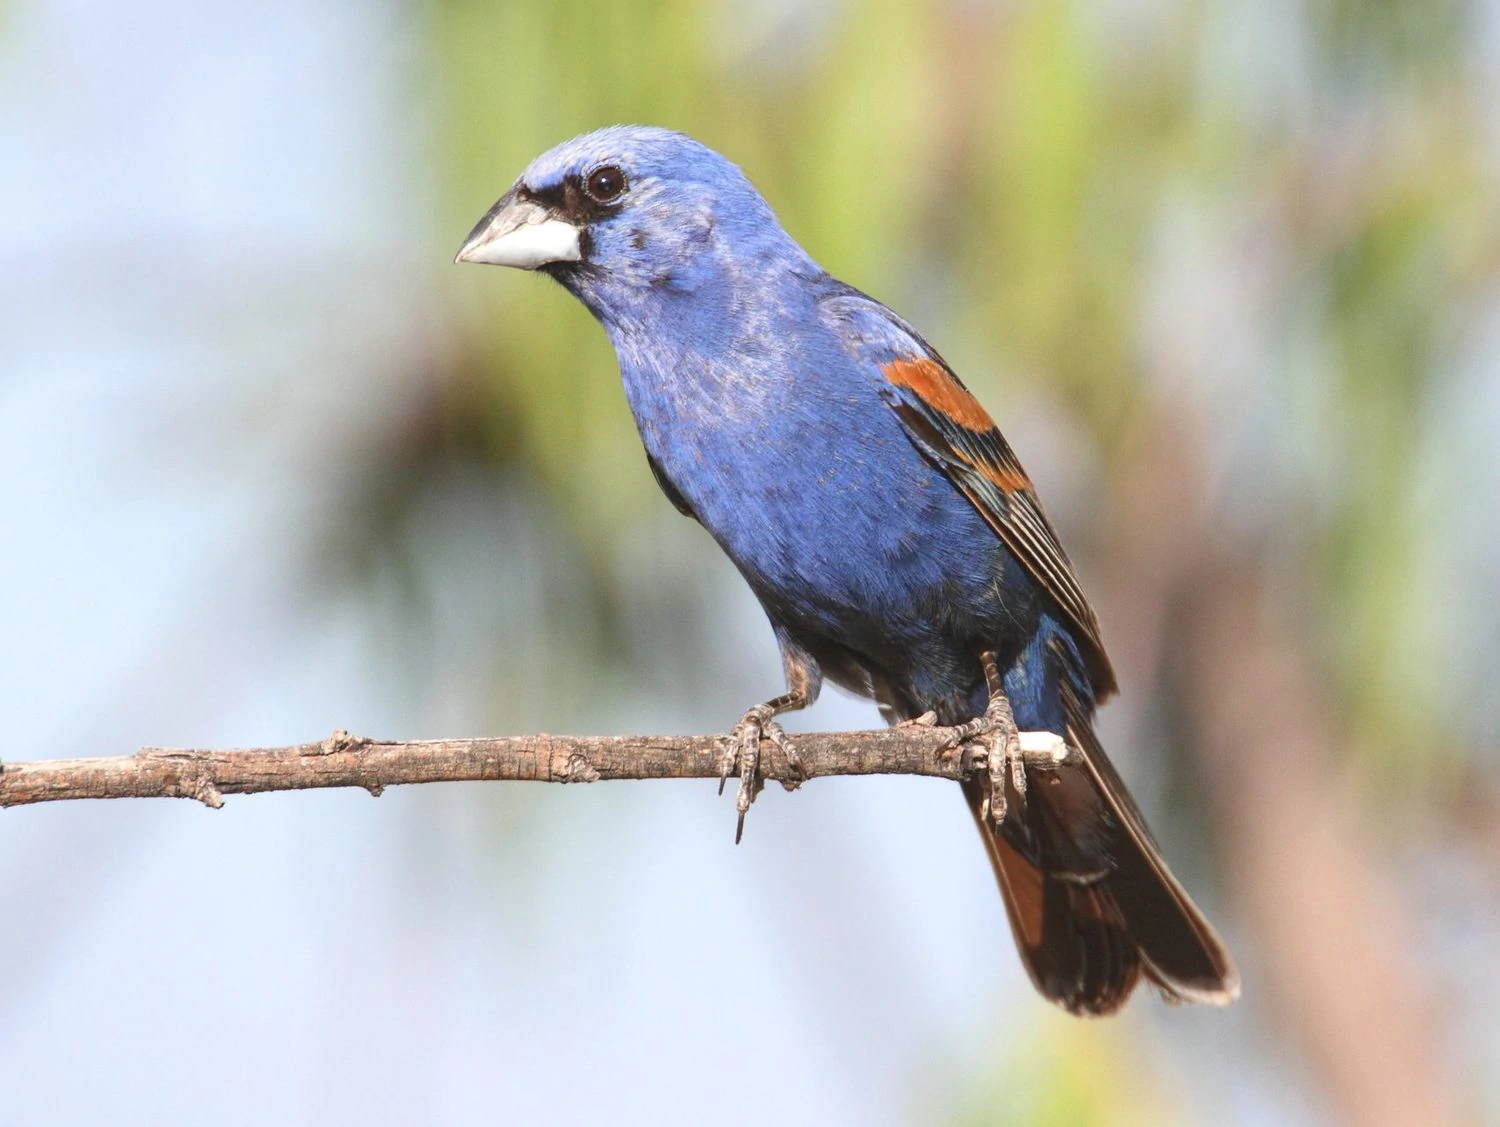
xmin=966 ymin=777 xmax=1142 ymax=1015
xmin=1063 ymin=695 xmax=1240 ymax=1006
xmin=966 ymin=692 xmax=1240 ymax=1015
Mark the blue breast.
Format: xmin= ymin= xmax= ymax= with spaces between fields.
xmin=610 ymin=303 xmax=1027 ymax=687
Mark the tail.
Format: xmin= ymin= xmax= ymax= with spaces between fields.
xmin=967 ymin=682 xmax=1240 ymax=1016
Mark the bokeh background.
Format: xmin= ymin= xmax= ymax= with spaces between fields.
xmin=3 ymin=1 xmax=1498 ymax=1123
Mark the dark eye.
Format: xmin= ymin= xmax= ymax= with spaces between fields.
xmin=584 ymin=165 xmax=627 ymax=203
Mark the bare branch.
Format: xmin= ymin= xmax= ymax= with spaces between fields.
xmin=0 ymin=727 xmax=976 ymax=809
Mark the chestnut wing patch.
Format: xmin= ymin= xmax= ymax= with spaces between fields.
xmin=879 ymin=356 xmax=1116 ymax=697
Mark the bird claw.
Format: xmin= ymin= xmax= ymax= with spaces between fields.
xmin=938 ymin=696 xmax=1070 ymax=831
xmin=718 ymin=704 xmax=802 ymax=844
xmin=897 ymin=711 xmax=939 ymax=728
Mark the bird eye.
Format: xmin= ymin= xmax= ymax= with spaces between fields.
xmin=584 ymin=165 xmax=627 ymax=203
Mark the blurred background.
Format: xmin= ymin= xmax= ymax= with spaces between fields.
xmin=2 ymin=0 xmax=1497 ymax=1123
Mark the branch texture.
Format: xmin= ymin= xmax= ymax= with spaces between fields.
xmin=0 ymin=728 xmax=970 ymax=809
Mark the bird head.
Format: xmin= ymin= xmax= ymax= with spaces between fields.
xmin=455 ymin=126 xmax=810 ymax=323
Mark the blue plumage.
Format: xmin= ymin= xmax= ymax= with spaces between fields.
xmin=458 ymin=126 xmax=1238 ymax=1015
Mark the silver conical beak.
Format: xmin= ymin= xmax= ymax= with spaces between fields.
xmin=454 ymin=190 xmax=582 ymax=269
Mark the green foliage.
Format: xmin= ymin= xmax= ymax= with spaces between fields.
xmin=416 ymin=0 xmax=1496 ymax=1109
xmin=949 ymin=1009 xmax=1182 ymax=1126
xmin=430 ymin=0 xmax=1496 ymax=824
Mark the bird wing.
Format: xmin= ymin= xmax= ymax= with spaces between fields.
xmin=820 ymin=289 xmax=1116 ymax=697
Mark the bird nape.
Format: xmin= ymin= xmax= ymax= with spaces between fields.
xmin=456 ymin=125 xmax=1239 ymax=1016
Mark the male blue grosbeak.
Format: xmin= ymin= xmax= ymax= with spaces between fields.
xmin=456 ymin=126 xmax=1238 ymax=1015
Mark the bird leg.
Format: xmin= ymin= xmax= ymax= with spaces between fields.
xmin=718 ymin=689 xmax=808 ymax=844
xmin=939 ymin=651 xmax=1071 ymax=830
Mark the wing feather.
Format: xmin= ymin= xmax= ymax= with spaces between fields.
xmin=884 ymin=363 xmax=1115 ymax=697
xmin=820 ymin=287 xmax=1115 ymax=696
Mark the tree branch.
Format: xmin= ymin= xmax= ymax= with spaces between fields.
xmin=0 ymin=727 xmax=976 ymax=809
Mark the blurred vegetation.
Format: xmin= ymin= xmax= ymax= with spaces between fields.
xmin=430 ymin=0 xmax=1496 ymax=784
xmin=952 ymin=1013 xmax=1180 ymax=1127
xmin=411 ymin=0 xmax=1499 ymax=1121
xmin=4 ymin=0 xmax=1493 ymax=1121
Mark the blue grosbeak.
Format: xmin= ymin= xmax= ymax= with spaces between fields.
xmin=457 ymin=126 xmax=1238 ymax=1015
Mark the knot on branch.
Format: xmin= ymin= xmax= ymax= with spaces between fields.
xmin=321 ymin=728 xmax=369 ymax=755
xmin=561 ymin=751 xmax=600 ymax=783
xmin=137 ymin=749 xmax=226 ymax=809
xmin=184 ymin=772 xmax=225 ymax=809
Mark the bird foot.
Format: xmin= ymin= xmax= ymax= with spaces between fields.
xmin=939 ymin=696 xmax=1070 ymax=830
xmin=717 ymin=703 xmax=804 ymax=844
